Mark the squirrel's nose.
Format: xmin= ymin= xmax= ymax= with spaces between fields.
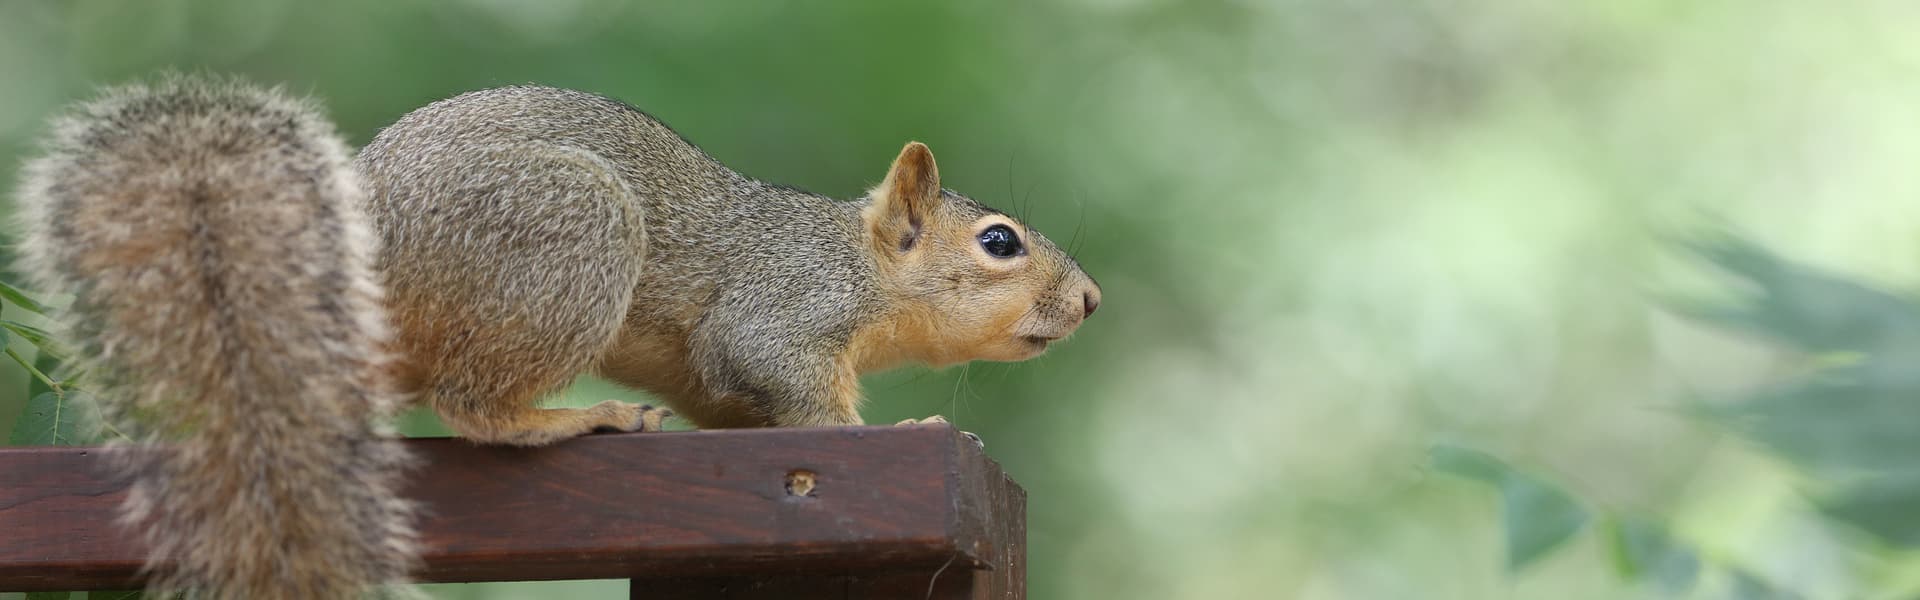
xmin=1069 ymin=269 xmax=1102 ymax=320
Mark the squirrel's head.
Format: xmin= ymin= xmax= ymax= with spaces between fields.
xmin=855 ymin=142 xmax=1101 ymax=369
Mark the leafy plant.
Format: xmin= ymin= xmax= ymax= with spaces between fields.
xmin=1430 ymin=443 xmax=1791 ymax=598
xmin=1431 ymin=444 xmax=1592 ymax=571
xmin=1675 ymin=237 xmax=1920 ymax=548
xmin=1432 ymin=235 xmax=1920 ymax=598
xmin=0 ymin=279 xmax=106 ymax=447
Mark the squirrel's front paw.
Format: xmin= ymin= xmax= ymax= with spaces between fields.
xmin=591 ymin=400 xmax=674 ymax=434
xmin=895 ymin=415 xmax=984 ymax=449
xmin=633 ymin=403 xmax=674 ymax=432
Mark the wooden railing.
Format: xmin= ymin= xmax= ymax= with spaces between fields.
xmin=0 ymin=424 xmax=1025 ymax=599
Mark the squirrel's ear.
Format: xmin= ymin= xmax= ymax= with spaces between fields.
xmin=867 ymin=141 xmax=940 ymax=253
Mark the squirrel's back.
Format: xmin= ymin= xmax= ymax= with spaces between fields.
xmin=13 ymin=75 xmax=417 ymax=599
xmin=356 ymin=85 xmax=741 ymax=206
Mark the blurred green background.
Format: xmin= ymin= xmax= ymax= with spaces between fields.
xmin=6 ymin=1 xmax=1920 ymax=599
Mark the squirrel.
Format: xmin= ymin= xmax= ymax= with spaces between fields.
xmin=13 ymin=74 xmax=1099 ymax=599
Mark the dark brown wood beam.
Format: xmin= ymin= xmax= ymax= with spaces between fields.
xmin=0 ymin=424 xmax=1025 ymax=598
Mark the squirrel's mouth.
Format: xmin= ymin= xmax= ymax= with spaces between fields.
xmin=1020 ymin=334 xmax=1060 ymax=348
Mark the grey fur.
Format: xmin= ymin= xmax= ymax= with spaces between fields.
xmin=358 ymin=87 xmax=1099 ymax=433
xmin=360 ymin=87 xmax=882 ymax=429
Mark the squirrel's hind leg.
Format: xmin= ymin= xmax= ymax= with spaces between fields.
xmin=411 ymin=309 xmax=668 ymax=445
xmin=413 ymin=314 xmax=665 ymax=446
xmin=377 ymin=143 xmax=652 ymax=447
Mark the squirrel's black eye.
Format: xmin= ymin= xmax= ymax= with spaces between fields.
xmin=978 ymin=224 xmax=1023 ymax=258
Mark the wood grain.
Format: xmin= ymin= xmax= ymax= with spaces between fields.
xmin=0 ymin=424 xmax=1023 ymax=598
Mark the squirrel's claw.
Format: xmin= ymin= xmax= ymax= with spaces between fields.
xmin=635 ymin=404 xmax=674 ymax=432
xmin=895 ymin=415 xmax=985 ymax=449
xmin=591 ymin=401 xmax=674 ymax=435
xmin=960 ymin=430 xmax=984 ymax=448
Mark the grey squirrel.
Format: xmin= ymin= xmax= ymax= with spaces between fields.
xmin=14 ymin=74 xmax=1098 ymax=598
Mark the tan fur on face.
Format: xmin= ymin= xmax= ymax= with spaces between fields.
xmin=851 ymin=142 xmax=1100 ymax=372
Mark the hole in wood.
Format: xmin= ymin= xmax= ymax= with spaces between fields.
xmin=785 ymin=469 xmax=817 ymax=497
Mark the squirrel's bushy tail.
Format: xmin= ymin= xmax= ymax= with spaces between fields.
xmin=13 ymin=75 xmax=418 ymax=599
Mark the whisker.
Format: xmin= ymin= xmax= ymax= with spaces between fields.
xmin=1020 ymin=179 xmax=1042 ymax=223
xmin=1005 ymin=146 xmax=1020 ymax=217
xmin=1066 ymin=187 xmax=1089 ymax=261
xmin=877 ymin=365 xmax=942 ymax=392
xmin=946 ymin=362 xmax=971 ymax=425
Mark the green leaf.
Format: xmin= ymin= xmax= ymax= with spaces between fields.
xmin=1728 ymin=569 xmax=1802 ymax=600
xmin=1430 ymin=444 xmax=1591 ymax=571
xmin=1 ymin=319 xmax=60 ymax=354
xmin=8 ymin=391 xmax=101 ymax=446
xmin=1499 ymin=471 xmax=1590 ymax=570
xmin=0 ymin=280 xmax=49 ymax=315
xmin=26 ymin=349 xmax=61 ymax=404
xmin=1702 ymin=366 xmax=1920 ymax=476
xmin=26 ymin=592 xmax=74 ymax=600
xmin=1677 ymin=235 xmax=1920 ymax=354
xmin=1682 ymin=341 xmax=1920 ymax=548
xmin=1430 ymin=443 xmax=1508 ymax=483
xmin=1607 ymin=515 xmax=1699 ymax=593
xmin=6 ymin=345 xmax=60 ymax=396
xmin=1816 ymin=479 xmax=1920 ymax=546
